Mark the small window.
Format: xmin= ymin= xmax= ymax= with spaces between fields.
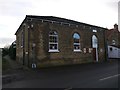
xmin=49 ymin=31 xmax=59 ymax=52
xmin=93 ymin=29 xmax=97 ymax=32
xmin=73 ymin=33 xmax=81 ymax=52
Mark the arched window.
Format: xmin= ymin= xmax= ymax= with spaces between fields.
xmin=92 ymin=35 xmax=98 ymax=62
xmin=73 ymin=33 xmax=81 ymax=51
xmin=92 ymin=35 xmax=98 ymax=48
xmin=49 ymin=31 xmax=59 ymax=52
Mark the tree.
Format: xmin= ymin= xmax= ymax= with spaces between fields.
xmin=2 ymin=47 xmax=9 ymax=57
xmin=9 ymin=41 xmax=16 ymax=60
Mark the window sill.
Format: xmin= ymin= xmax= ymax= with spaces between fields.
xmin=74 ymin=50 xmax=82 ymax=52
xmin=48 ymin=50 xmax=59 ymax=52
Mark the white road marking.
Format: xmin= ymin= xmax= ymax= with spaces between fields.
xmin=64 ymin=87 xmax=72 ymax=90
xmin=99 ymin=74 xmax=120 ymax=81
xmin=2 ymin=74 xmax=18 ymax=78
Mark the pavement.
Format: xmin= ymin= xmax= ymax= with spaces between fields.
xmin=2 ymin=59 xmax=119 ymax=88
xmin=2 ymin=55 xmax=33 ymax=85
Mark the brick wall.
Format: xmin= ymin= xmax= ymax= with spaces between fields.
xmin=16 ymin=18 xmax=106 ymax=68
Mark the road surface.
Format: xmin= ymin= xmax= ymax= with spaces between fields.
xmin=3 ymin=60 xmax=119 ymax=88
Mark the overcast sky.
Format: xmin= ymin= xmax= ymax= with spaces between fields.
xmin=0 ymin=0 xmax=119 ymax=48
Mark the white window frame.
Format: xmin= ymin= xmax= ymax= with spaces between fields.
xmin=93 ymin=29 xmax=97 ymax=32
xmin=48 ymin=31 xmax=59 ymax=52
xmin=92 ymin=35 xmax=98 ymax=48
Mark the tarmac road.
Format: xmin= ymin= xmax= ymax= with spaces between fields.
xmin=2 ymin=60 xmax=119 ymax=88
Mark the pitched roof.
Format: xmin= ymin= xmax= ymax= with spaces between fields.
xmin=15 ymin=15 xmax=107 ymax=35
xmin=106 ymin=27 xmax=120 ymax=39
xmin=26 ymin=15 xmax=107 ymax=29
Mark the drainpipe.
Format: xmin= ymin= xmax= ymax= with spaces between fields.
xmin=105 ymin=40 xmax=108 ymax=61
xmin=23 ymin=25 xmax=25 ymax=65
xmin=28 ymin=25 xmax=30 ymax=67
xmin=32 ymin=43 xmax=36 ymax=69
xmin=104 ymin=30 xmax=108 ymax=61
xmin=31 ymin=24 xmax=36 ymax=69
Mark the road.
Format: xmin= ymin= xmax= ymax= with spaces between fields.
xmin=3 ymin=60 xmax=119 ymax=88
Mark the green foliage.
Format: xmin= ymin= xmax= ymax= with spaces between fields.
xmin=9 ymin=42 xmax=16 ymax=60
xmin=2 ymin=48 xmax=9 ymax=57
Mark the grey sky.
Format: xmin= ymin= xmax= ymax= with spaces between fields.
xmin=0 ymin=0 xmax=119 ymax=48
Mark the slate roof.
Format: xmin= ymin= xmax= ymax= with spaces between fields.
xmin=109 ymin=45 xmax=120 ymax=48
xmin=26 ymin=15 xmax=107 ymax=29
xmin=15 ymin=15 xmax=107 ymax=35
xmin=106 ymin=26 xmax=120 ymax=39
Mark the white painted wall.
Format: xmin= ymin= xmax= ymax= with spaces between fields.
xmin=108 ymin=46 xmax=120 ymax=58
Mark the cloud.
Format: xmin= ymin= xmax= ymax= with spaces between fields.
xmin=0 ymin=37 xmax=15 ymax=48
xmin=0 ymin=0 xmax=32 ymax=16
xmin=0 ymin=0 xmax=118 ymax=47
xmin=106 ymin=1 xmax=119 ymax=12
xmin=0 ymin=16 xmax=24 ymax=38
xmin=118 ymin=1 xmax=120 ymax=30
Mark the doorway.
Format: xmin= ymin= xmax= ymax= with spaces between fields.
xmin=92 ymin=35 xmax=98 ymax=62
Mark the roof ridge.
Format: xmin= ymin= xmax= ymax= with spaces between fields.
xmin=26 ymin=15 xmax=107 ymax=29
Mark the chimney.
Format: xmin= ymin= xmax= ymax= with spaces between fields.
xmin=114 ymin=24 xmax=118 ymax=30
